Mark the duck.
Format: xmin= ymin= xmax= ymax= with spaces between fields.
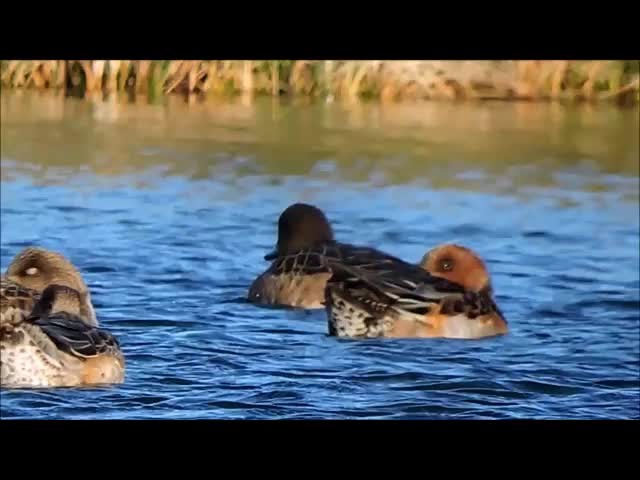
xmin=1 ymin=283 xmax=125 ymax=388
xmin=323 ymin=241 xmax=508 ymax=340
xmin=248 ymin=203 xmax=343 ymax=309
xmin=249 ymin=202 xmax=423 ymax=309
xmin=1 ymin=246 xmax=97 ymax=326
xmin=324 ymin=252 xmax=508 ymax=339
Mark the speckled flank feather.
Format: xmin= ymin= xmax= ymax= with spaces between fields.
xmin=326 ymin=287 xmax=393 ymax=338
xmin=1 ymin=320 xmax=125 ymax=388
xmin=1 ymin=325 xmax=77 ymax=387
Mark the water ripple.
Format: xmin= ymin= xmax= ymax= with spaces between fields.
xmin=1 ymin=99 xmax=638 ymax=419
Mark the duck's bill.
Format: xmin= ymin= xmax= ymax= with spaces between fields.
xmin=264 ymin=249 xmax=278 ymax=261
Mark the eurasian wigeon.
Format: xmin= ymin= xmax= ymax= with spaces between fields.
xmin=324 ymin=243 xmax=508 ymax=339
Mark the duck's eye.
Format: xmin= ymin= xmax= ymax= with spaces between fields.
xmin=25 ymin=267 xmax=39 ymax=276
xmin=441 ymin=260 xmax=454 ymax=271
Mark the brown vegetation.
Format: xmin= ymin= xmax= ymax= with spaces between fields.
xmin=1 ymin=60 xmax=638 ymax=104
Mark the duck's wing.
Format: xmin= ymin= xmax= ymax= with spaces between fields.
xmin=326 ymin=256 xmax=472 ymax=313
xmin=267 ymin=244 xmax=335 ymax=276
xmin=0 ymin=277 xmax=40 ymax=326
xmin=268 ymin=242 xmax=407 ymax=277
xmin=28 ymin=312 xmax=121 ymax=359
xmin=327 ymin=251 xmax=506 ymax=321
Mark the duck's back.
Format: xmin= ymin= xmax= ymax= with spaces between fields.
xmin=249 ymin=242 xmax=407 ymax=309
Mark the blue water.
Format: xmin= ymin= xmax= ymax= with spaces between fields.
xmin=1 ymin=95 xmax=638 ymax=419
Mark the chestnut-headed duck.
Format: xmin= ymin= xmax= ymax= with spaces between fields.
xmin=324 ymin=244 xmax=508 ymax=340
xmin=420 ymin=243 xmax=494 ymax=295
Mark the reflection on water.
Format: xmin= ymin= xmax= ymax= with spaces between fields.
xmin=2 ymin=91 xmax=638 ymax=192
xmin=1 ymin=91 xmax=638 ymax=420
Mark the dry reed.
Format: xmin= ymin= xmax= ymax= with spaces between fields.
xmin=1 ymin=60 xmax=638 ymax=104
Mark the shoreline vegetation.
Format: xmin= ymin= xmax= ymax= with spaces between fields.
xmin=1 ymin=60 xmax=638 ymax=105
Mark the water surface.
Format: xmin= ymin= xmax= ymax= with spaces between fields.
xmin=1 ymin=92 xmax=638 ymax=419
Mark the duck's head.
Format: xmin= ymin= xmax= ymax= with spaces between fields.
xmin=28 ymin=284 xmax=90 ymax=319
xmin=6 ymin=247 xmax=97 ymax=325
xmin=420 ymin=243 xmax=493 ymax=295
xmin=265 ymin=203 xmax=335 ymax=260
xmin=6 ymin=247 xmax=88 ymax=293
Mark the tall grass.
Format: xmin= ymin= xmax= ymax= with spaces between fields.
xmin=1 ymin=60 xmax=638 ymax=104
